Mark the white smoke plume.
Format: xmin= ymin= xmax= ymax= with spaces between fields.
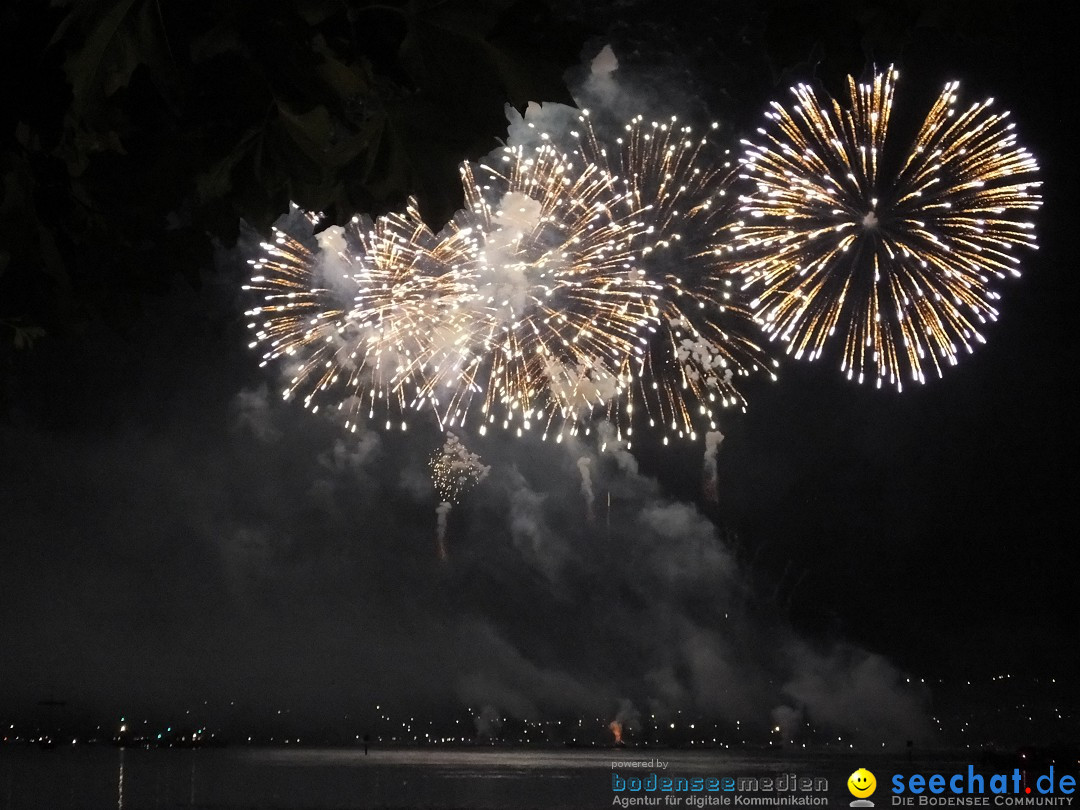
xmin=702 ymin=430 xmax=725 ymax=502
xmin=312 ymin=224 xmax=354 ymax=296
xmin=232 ymin=384 xmax=281 ymax=443
xmin=583 ymin=44 xmax=620 ymax=106
xmin=435 ymin=501 xmax=453 ymax=561
xmin=576 ymin=456 xmax=595 ymax=522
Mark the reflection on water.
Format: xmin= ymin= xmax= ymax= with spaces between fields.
xmin=0 ymin=746 xmax=951 ymax=809
xmin=189 ymin=753 xmax=196 ymax=807
xmin=116 ymin=749 xmax=123 ymax=810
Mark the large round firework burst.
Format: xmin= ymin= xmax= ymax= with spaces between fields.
xmin=732 ymin=67 xmax=1041 ymax=390
xmin=245 ymin=154 xmax=659 ymax=440
xmin=454 ymin=136 xmax=658 ymax=442
xmin=245 ymin=113 xmax=773 ymax=446
xmin=244 ymin=203 xmax=479 ymax=433
xmin=572 ymin=112 xmax=775 ymax=442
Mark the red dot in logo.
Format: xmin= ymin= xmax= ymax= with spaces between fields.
xmin=1026 ymin=788 xmax=1032 ymax=794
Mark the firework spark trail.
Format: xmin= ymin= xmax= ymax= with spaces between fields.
xmin=732 ymin=67 xmax=1041 ymax=390
xmin=702 ymin=430 xmax=725 ymax=502
xmin=430 ymin=432 xmax=490 ymax=559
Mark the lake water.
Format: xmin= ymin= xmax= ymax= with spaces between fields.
xmin=0 ymin=746 xmax=964 ymax=809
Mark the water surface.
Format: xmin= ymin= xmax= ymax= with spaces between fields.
xmin=0 ymin=746 xmax=954 ymax=809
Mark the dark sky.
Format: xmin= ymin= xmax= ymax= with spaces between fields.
xmin=1 ymin=1 xmax=1077 ymax=746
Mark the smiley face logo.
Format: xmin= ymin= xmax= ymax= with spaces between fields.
xmin=847 ymin=768 xmax=877 ymax=798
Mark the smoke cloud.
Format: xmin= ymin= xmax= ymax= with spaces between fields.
xmin=702 ymin=429 xmax=725 ymax=502
xmin=0 ymin=276 xmax=931 ymax=746
xmin=435 ymin=501 xmax=453 ymax=560
xmin=576 ymin=456 xmax=595 ymax=523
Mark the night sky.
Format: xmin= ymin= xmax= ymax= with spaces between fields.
xmin=1 ymin=0 xmax=1076 ymax=747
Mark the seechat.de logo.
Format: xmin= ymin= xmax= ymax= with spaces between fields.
xmin=848 ymin=768 xmax=877 ymax=807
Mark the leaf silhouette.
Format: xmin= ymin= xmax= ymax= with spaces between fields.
xmin=52 ymin=0 xmax=178 ymax=119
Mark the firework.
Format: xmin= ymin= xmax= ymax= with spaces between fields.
xmin=244 ymin=203 xmax=479 ymax=431
xmin=455 ymin=137 xmax=658 ymax=441
xmin=456 ymin=111 xmax=773 ymax=444
xmin=430 ymin=433 xmax=490 ymax=559
xmin=430 ymin=431 xmax=491 ymax=503
xmin=572 ymin=112 xmax=775 ymax=442
xmin=245 ymin=112 xmax=773 ymax=445
xmin=732 ymin=67 xmax=1041 ymax=389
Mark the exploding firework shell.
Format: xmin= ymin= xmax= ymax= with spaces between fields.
xmin=456 ymin=137 xmax=661 ymax=442
xmin=429 ymin=433 xmax=491 ymax=503
xmin=245 ymin=113 xmax=776 ymax=444
xmin=572 ymin=113 xmax=775 ymax=442
xmin=244 ymin=203 xmax=478 ymax=432
xmin=732 ymin=67 xmax=1041 ymax=390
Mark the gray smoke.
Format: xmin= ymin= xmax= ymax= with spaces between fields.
xmin=435 ymin=501 xmax=453 ymax=560
xmin=576 ymin=456 xmax=595 ymax=523
xmin=474 ymin=705 xmax=503 ymax=740
xmin=614 ymin=698 xmax=642 ymax=733
xmin=702 ymin=430 xmax=725 ymax=502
